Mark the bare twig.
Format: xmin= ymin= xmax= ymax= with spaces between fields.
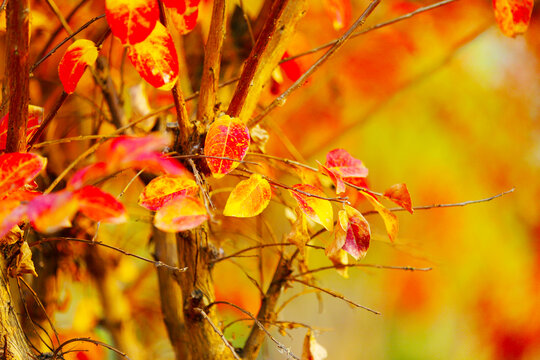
xmin=249 ymin=0 xmax=381 ymax=127
xmin=294 ymin=264 xmax=432 ymax=278
xmin=194 ymin=308 xmax=241 ymax=360
xmin=206 ymin=301 xmax=300 ymax=360
xmin=30 ymin=237 xmax=187 ymax=274
xmin=363 ymin=188 xmax=515 ymax=215
xmin=27 ymin=91 xmax=68 ymax=149
xmin=290 ymin=278 xmax=380 ymax=315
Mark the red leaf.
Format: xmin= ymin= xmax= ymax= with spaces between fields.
xmin=493 ymin=0 xmax=534 ymax=37
xmin=204 ymin=115 xmax=250 ymax=178
xmin=383 ymin=183 xmax=413 ymax=214
xmin=223 ymin=174 xmax=272 ymax=217
xmin=154 ymin=195 xmax=208 ymax=232
xmin=317 ymin=162 xmax=346 ymax=195
xmin=162 ymin=0 xmax=186 ymax=14
xmin=27 ymin=191 xmax=78 ymax=233
xmin=105 ymin=0 xmax=159 ymax=45
xmin=169 ymin=3 xmax=199 ymax=35
xmin=139 ymin=175 xmax=198 ymax=211
xmin=280 ymin=51 xmax=303 ymax=82
xmin=325 ymin=148 xmax=368 ymax=179
xmin=0 ymin=153 xmax=46 ymax=197
xmin=339 ymin=205 xmax=371 ymax=260
xmin=0 ymin=105 xmax=43 ymax=150
xmin=128 ymin=22 xmax=179 ymax=90
xmin=290 ymin=184 xmax=334 ymax=231
xmin=67 ymin=162 xmax=109 ymax=190
xmin=58 ymin=39 xmax=98 ymax=94
xmin=75 ymin=186 xmax=127 ymax=223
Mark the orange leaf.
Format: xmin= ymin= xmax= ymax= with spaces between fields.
xmin=0 ymin=153 xmax=46 ymax=197
xmin=360 ymin=191 xmax=398 ymax=242
xmin=204 ymin=115 xmax=250 ymax=178
xmin=290 ymin=184 xmax=334 ymax=231
xmin=128 ymin=22 xmax=179 ymax=90
xmin=58 ymin=39 xmax=98 ymax=94
xmin=223 ymin=174 xmax=272 ymax=217
xmin=383 ymin=183 xmax=413 ymax=214
xmin=75 ymin=186 xmax=127 ymax=223
xmin=139 ymin=175 xmax=198 ymax=211
xmin=168 ymin=1 xmax=199 ymax=35
xmin=27 ymin=191 xmax=78 ymax=233
xmin=105 ymin=0 xmax=159 ymax=44
xmin=493 ymin=0 xmax=534 ymax=37
xmin=154 ymin=195 xmax=208 ymax=232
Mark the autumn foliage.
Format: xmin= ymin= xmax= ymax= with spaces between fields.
xmin=0 ymin=0 xmax=536 ymax=359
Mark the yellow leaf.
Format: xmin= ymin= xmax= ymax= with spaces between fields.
xmin=223 ymin=174 xmax=272 ymax=217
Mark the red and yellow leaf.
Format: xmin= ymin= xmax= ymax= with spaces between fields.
xmin=154 ymin=195 xmax=208 ymax=232
xmin=58 ymin=39 xmax=98 ymax=94
xmin=0 ymin=153 xmax=46 ymax=197
xmin=325 ymin=148 xmax=368 ymax=179
xmin=105 ymin=0 xmax=159 ymax=44
xmin=383 ymin=183 xmax=413 ymax=214
xmin=337 ymin=205 xmax=371 ymax=260
xmin=493 ymin=0 xmax=534 ymax=37
xmin=27 ymin=191 xmax=78 ymax=233
xmin=0 ymin=200 xmax=26 ymax=239
xmin=75 ymin=186 xmax=127 ymax=223
xmin=139 ymin=175 xmax=198 ymax=211
xmin=317 ymin=162 xmax=346 ymax=195
xmin=204 ymin=115 xmax=250 ymax=178
xmin=168 ymin=1 xmax=199 ymax=35
xmin=128 ymin=22 xmax=179 ymax=90
xmin=223 ymin=174 xmax=272 ymax=218
xmin=360 ymin=191 xmax=398 ymax=242
xmin=290 ymin=184 xmax=334 ymax=231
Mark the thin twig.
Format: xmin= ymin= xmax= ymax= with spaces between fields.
xmin=211 ymin=242 xmax=293 ymax=263
xmin=193 ymin=308 xmax=241 ymax=360
xmin=30 ymin=14 xmax=106 ymax=73
xmin=290 ymin=278 xmax=380 ymax=315
xmin=30 ymin=237 xmax=187 ymax=274
xmin=294 ymin=264 xmax=432 ymax=278
xmin=205 ymin=301 xmax=300 ymax=360
xmin=363 ymin=188 xmax=515 ymax=215
xmin=53 ymin=337 xmax=131 ymax=360
xmin=27 ymin=91 xmax=68 ymax=149
xmin=249 ymin=0 xmax=381 ymax=127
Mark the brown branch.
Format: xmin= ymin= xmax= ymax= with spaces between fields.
xmin=197 ymin=0 xmax=226 ymax=125
xmin=248 ymin=0 xmax=381 ymax=127
xmin=294 ymin=264 xmax=433 ymax=278
xmin=27 ymin=91 xmax=68 ymax=149
xmin=5 ymin=0 xmax=30 ymax=152
xmin=194 ymin=308 xmax=241 ymax=360
xmin=226 ymin=0 xmax=307 ymax=121
xmin=290 ymin=278 xmax=380 ymax=315
xmin=52 ymin=337 xmax=131 ymax=360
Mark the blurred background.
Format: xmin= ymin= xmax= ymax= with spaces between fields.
xmin=2 ymin=0 xmax=539 ymax=359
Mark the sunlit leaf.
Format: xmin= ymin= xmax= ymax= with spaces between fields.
xmin=317 ymin=162 xmax=346 ymax=195
xmin=493 ymin=0 xmax=534 ymax=37
xmin=168 ymin=1 xmax=199 ymax=35
xmin=139 ymin=175 xmax=198 ymax=211
xmin=27 ymin=191 xmax=78 ymax=233
xmin=58 ymin=39 xmax=98 ymax=94
xmin=302 ymin=329 xmax=328 ymax=360
xmin=323 ymin=0 xmax=352 ymax=31
xmin=360 ymin=191 xmax=398 ymax=242
xmin=105 ymin=0 xmax=159 ymax=44
xmin=75 ymin=186 xmax=127 ymax=223
xmin=128 ymin=22 xmax=179 ymax=90
xmin=154 ymin=195 xmax=208 ymax=232
xmin=290 ymin=184 xmax=334 ymax=231
xmin=383 ymin=183 xmax=413 ymax=214
xmin=223 ymin=174 xmax=272 ymax=217
xmin=204 ymin=115 xmax=250 ymax=178
xmin=67 ymin=162 xmax=109 ymax=190
xmin=325 ymin=148 xmax=368 ymax=178
xmin=0 ymin=153 xmax=46 ymax=197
